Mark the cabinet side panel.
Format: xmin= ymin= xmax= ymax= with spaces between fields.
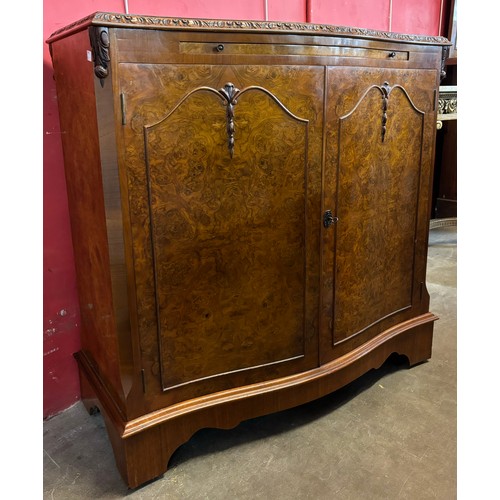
xmin=94 ymin=62 xmax=142 ymax=404
xmin=50 ymin=30 xmax=124 ymax=405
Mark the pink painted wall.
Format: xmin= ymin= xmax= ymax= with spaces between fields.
xmin=391 ymin=0 xmax=443 ymax=36
xmin=308 ymin=0 xmax=445 ymax=34
xmin=43 ymin=0 xmax=448 ymax=418
xmin=307 ymin=0 xmax=391 ymax=31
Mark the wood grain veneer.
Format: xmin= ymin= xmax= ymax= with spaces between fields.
xmin=48 ymin=13 xmax=448 ymax=488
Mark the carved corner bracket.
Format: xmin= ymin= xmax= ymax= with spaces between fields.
xmin=89 ymin=26 xmax=110 ymax=87
xmin=440 ymin=45 xmax=450 ymax=82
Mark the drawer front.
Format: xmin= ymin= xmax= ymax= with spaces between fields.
xmin=112 ymin=27 xmax=439 ymax=70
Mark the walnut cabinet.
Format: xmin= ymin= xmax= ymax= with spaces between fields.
xmin=47 ymin=13 xmax=450 ymax=488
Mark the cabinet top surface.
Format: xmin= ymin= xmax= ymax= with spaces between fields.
xmin=47 ymin=11 xmax=450 ymax=46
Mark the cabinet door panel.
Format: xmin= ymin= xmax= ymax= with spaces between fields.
xmin=321 ymin=67 xmax=436 ymax=359
xmin=118 ymin=64 xmax=323 ymax=399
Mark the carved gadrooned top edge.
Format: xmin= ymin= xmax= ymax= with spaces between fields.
xmin=47 ymin=11 xmax=451 ymax=46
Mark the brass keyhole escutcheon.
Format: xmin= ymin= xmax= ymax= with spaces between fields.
xmin=323 ymin=210 xmax=338 ymax=228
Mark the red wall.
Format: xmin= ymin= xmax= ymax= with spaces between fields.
xmin=43 ymin=0 xmax=448 ymax=418
xmin=307 ymin=0 xmax=445 ymax=34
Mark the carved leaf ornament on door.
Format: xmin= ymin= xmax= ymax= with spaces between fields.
xmin=340 ymin=81 xmax=425 ymax=142
xmin=143 ymin=82 xmax=309 ymax=158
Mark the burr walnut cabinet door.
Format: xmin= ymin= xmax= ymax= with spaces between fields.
xmin=117 ymin=63 xmax=323 ymax=400
xmin=321 ymin=67 xmax=438 ymax=361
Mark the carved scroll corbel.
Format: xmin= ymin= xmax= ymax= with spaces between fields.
xmin=89 ymin=26 xmax=110 ymax=87
xmin=440 ymin=45 xmax=450 ymax=82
